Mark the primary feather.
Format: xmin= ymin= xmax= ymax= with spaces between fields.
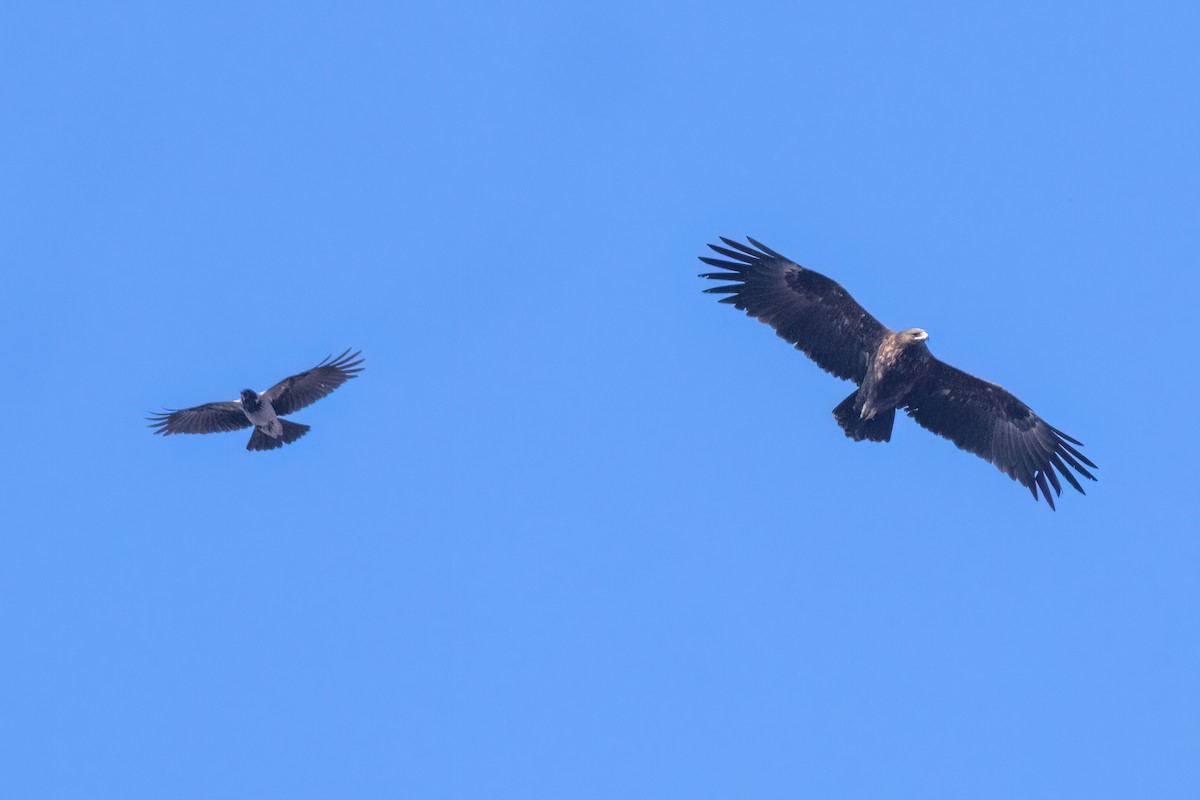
xmin=700 ymin=237 xmax=889 ymax=383
xmin=261 ymin=349 xmax=365 ymax=416
xmin=147 ymin=402 xmax=252 ymax=436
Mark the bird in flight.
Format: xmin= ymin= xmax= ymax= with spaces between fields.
xmin=699 ymin=238 xmax=1096 ymax=509
xmin=148 ymin=349 xmax=364 ymax=451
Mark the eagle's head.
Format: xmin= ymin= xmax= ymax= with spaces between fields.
xmin=240 ymin=389 xmax=259 ymax=408
xmin=903 ymin=328 xmax=929 ymax=343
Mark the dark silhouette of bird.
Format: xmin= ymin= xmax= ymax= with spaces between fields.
xmin=699 ymin=237 xmax=1096 ymax=509
xmin=148 ymin=350 xmax=364 ymax=451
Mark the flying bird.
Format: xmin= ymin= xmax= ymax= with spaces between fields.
xmin=699 ymin=238 xmax=1096 ymax=509
xmin=148 ymin=349 xmax=364 ymax=451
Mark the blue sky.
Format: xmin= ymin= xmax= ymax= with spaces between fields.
xmin=3 ymin=1 xmax=1198 ymax=797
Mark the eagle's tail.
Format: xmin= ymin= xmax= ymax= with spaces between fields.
xmin=833 ymin=391 xmax=894 ymax=443
xmin=246 ymin=420 xmax=311 ymax=452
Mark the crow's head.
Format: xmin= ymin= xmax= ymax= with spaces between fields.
xmin=240 ymin=389 xmax=259 ymax=409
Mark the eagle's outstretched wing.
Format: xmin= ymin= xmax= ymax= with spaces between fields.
xmin=699 ymin=237 xmax=891 ymax=384
xmin=903 ymin=359 xmax=1097 ymax=510
xmin=147 ymin=402 xmax=250 ymax=436
xmin=261 ymin=349 xmax=365 ymax=417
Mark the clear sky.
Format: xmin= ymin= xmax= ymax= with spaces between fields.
xmin=3 ymin=2 xmax=1197 ymax=797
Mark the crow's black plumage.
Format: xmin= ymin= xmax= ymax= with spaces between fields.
xmin=700 ymin=237 xmax=1096 ymax=509
xmin=148 ymin=350 xmax=364 ymax=451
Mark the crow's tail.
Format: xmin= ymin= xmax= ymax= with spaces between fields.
xmin=246 ymin=420 xmax=311 ymax=452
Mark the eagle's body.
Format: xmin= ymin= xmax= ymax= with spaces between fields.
xmin=148 ymin=350 xmax=364 ymax=451
xmin=700 ymin=237 xmax=1096 ymax=509
xmin=858 ymin=328 xmax=930 ymax=424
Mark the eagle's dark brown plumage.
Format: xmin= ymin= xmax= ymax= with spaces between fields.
xmin=699 ymin=237 xmax=1096 ymax=509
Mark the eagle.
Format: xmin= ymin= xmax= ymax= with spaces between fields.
xmin=699 ymin=238 xmax=1096 ymax=509
xmin=148 ymin=349 xmax=364 ymax=451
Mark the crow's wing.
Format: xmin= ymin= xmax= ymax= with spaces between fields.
xmin=699 ymin=237 xmax=891 ymax=384
xmin=261 ymin=349 xmax=364 ymax=417
xmin=147 ymin=402 xmax=250 ymax=436
xmin=903 ymin=358 xmax=1097 ymax=510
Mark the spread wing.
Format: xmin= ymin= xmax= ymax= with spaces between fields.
xmin=147 ymin=402 xmax=250 ymax=436
xmin=903 ymin=358 xmax=1097 ymax=510
xmin=699 ymin=237 xmax=891 ymax=384
xmin=261 ymin=349 xmax=364 ymax=417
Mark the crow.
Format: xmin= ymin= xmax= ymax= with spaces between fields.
xmin=148 ymin=349 xmax=364 ymax=451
